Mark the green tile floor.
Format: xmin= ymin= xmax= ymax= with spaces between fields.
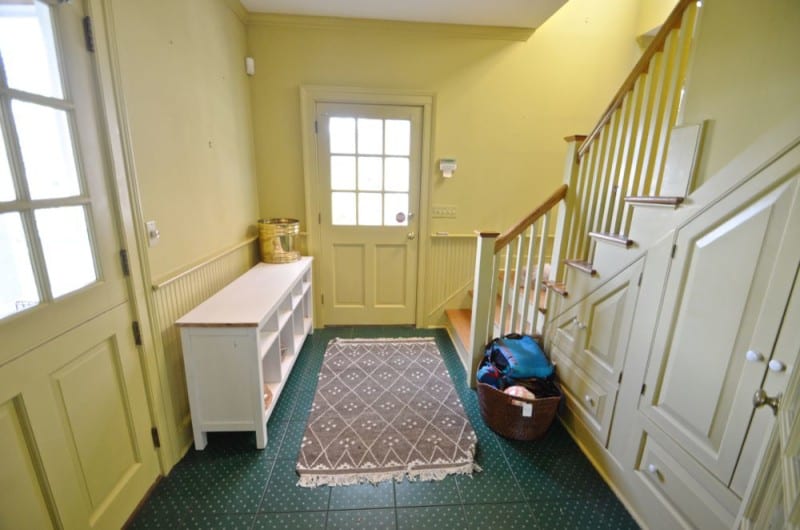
xmin=127 ymin=327 xmax=639 ymax=529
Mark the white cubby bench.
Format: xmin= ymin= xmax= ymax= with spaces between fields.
xmin=177 ymin=257 xmax=313 ymax=450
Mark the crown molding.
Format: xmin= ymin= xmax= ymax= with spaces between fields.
xmin=245 ymin=12 xmax=534 ymax=42
xmin=222 ymin=0 xmax=248 ymax=23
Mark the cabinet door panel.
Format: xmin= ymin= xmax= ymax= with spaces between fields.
xmin=641 ymin=177 xmax=800 ymax=484
xmin=552 ymin=259 xmax=643 ymax=388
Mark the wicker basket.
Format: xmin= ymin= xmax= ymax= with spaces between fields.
xmin=477 ymin=381 xmax=561 ymax=440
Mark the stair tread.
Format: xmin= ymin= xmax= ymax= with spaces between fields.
xmin=543 ymin=280 xmax=568 ymax=297
xmin=445 ymin=308 xmax=472 ymax=351
xmin=625 ymin=195 xmax=685 ymax=206
xmin=564 ymin=259 xmax=597 ymax=276
xmin=588 ymin=231 xmax=634 ymax=248
xmin=445 ymin=308 xmax=544 ymax=352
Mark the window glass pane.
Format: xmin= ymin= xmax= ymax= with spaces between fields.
xmin=357 ymin=118 xmax=383 ymax=155
xmin=0 ymin=127 xmax=15 ymax=201
xmin=384 ymin=157 xmax=409 ymax=192
xmin=329 ymin=118 xmax=355 ymax=154
xmin=384 ymin=193 xmax=409 ymax=226
xmin=357 ymin=157 xmax=382 ymax=191
xmin=13 ymin=100 xmax=80 ymax=200
xmin=331 ymin=191 xmax=356 ymax=226
xmin=0 ymin=3 xmax=63 ymax=99
xmin=0 ymin=212 xmax=39 ymax=318
xmin=385 ymin=119 xmax=410 ymax=156
xmin=330 ymin=156 xmax=355 ymax=190
xmin=35 ymin=206 xmax=96 ymax=298
xmin=357 ymin=192 xmax=382 ymax=226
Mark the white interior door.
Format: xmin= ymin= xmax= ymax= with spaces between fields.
xmin=316 ymin=103 xmax=422 ymax=325
xmin=0 ymin=1 xmax=158 ymax=527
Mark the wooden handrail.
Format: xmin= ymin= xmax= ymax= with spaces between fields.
xmin=577 ymin=0 xmax=696 ymax=159
xmin=494 ymin=184 xmax=567 ymax=252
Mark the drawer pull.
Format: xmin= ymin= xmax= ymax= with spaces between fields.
xmin=572 ymin=317 xmax=587 ymax=330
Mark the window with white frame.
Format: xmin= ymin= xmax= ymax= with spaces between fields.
xmin=0 ymin=1 xmax=98 ymax=320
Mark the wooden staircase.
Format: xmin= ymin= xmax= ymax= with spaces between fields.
xmin=446 ymin=0 xmax=702 ymax=386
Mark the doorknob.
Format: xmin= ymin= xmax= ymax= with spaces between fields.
xmin=407 ymin=232 xmax=416 ymax=240
xmin=752 ymin=389 xmax=780 ymax=415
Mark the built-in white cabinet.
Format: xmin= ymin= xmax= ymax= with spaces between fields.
xmin=549 ymin=258 xmax=643 ymax=446
xmin=177 ymin=258 xmax=313 ymax=450
xmin=547 ymin=157 xmax=800 ymax=529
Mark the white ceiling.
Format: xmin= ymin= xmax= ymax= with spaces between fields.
xmin=239 ymin=0 xmax=568 ymax=29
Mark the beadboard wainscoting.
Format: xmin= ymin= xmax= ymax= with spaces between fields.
xmin=152 ymin=238 xmax=260 ymax=456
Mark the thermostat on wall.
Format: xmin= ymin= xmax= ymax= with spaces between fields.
xmin=439 ymin=158 xmax=457 ymax=178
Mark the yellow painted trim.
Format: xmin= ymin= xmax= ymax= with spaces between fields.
xmin=246 ymin=12 xmax=534 ymax=42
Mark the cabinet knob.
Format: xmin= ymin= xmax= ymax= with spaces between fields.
xmin=647 ymin=463 xmax=659 ymax=475
xmin=584 ymin=395 xmax=595 ymax=407
xmin=752 ymin=389 xmax=780 ymax=415
xmin=572 ymin=317 xmax=587 ymax=330
xmin=768 ymin=359 xmax=786 ymax=372
xmin=745 ymin=350 xmax=764 ymax=363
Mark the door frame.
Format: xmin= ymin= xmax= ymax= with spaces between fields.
xmin=81 ymin=0 xmax=174 ymax=471
xmin=300 ymin=86 xmax=434 ymax=327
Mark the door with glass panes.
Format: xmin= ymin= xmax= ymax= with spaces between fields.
xmin=317 ymin=103 xmax=422 ymax=325
xmin=0 ymin=2 xmax=158 ymax=528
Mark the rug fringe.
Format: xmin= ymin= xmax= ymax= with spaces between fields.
xmin=297 ymin=462 xmax=481 ymax=488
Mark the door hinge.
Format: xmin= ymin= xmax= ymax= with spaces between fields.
xmin=132 ymin=321 xmax=142 ymax=346
xmin=150 ymin=427 xmax=161 ymax=448
xmin=314 ymin=120 xmax=318 ymax=134
xmin=119 ymin=249 xmax=130 ymax=276
xmin=318 ymin=212 xmax=321 ymax=224
xmin=640 ymin=383 xmax=647 ymax=396
xmin=321 ymin=294 xmax=324 ymax=305
xmin=637 ymin=272 xmax=643 ymax=287
xmin=618 ymin=372 xmax=623 ymax=384
xmin=82 ymin=16 xmax=95 ymax=53
xmin=671 ymin=244 xmax=677 ymax=258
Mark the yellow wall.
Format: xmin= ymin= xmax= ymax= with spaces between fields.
xmin=682 ymin=0 xmax=800 ymax=186
xmin=247 ymin=0 xmax=643 ymax=235
xmin=110 ymin=0 xmax=259 ymax=281
xmin=636 ymin=0 xmax=679 ymax=36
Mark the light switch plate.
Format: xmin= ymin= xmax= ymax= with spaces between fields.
xmin=145 ymin=220 xmax=160 ymax=247
xmin=432 ymin=205 xmax=457 ymax=218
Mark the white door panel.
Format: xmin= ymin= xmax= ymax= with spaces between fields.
xmin=642 ymin=176 xmax=800 ymax=485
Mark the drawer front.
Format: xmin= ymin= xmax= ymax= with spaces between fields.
xmin=551 ymin=259 xmax=643 ymax=389
xmin=552 ymin=345 xmax=615 ymax=445
xmin=636 ymin=429 xmax=740 ymax=530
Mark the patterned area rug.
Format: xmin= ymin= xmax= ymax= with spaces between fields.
xmin=296 ymin=337 xmax=479 ymax=487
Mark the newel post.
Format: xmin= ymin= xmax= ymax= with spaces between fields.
xmin=468 ymin=231 xmax=499 ymax=388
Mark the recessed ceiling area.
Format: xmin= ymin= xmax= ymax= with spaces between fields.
xmin=239 ymin=0 xmax=568 ymax=29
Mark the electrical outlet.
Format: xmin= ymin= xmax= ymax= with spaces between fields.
xmin=432 ymin=205 xmax=457 ymax=218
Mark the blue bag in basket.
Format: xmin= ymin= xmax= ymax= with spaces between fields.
xmin=485 ymin=333 xmax=554 ymax=381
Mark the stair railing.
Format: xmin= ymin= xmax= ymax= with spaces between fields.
xmin=563 ymin=0 xmax=700 ymax=269
xmin=467 ymin=184 xmax=567 ymax=385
